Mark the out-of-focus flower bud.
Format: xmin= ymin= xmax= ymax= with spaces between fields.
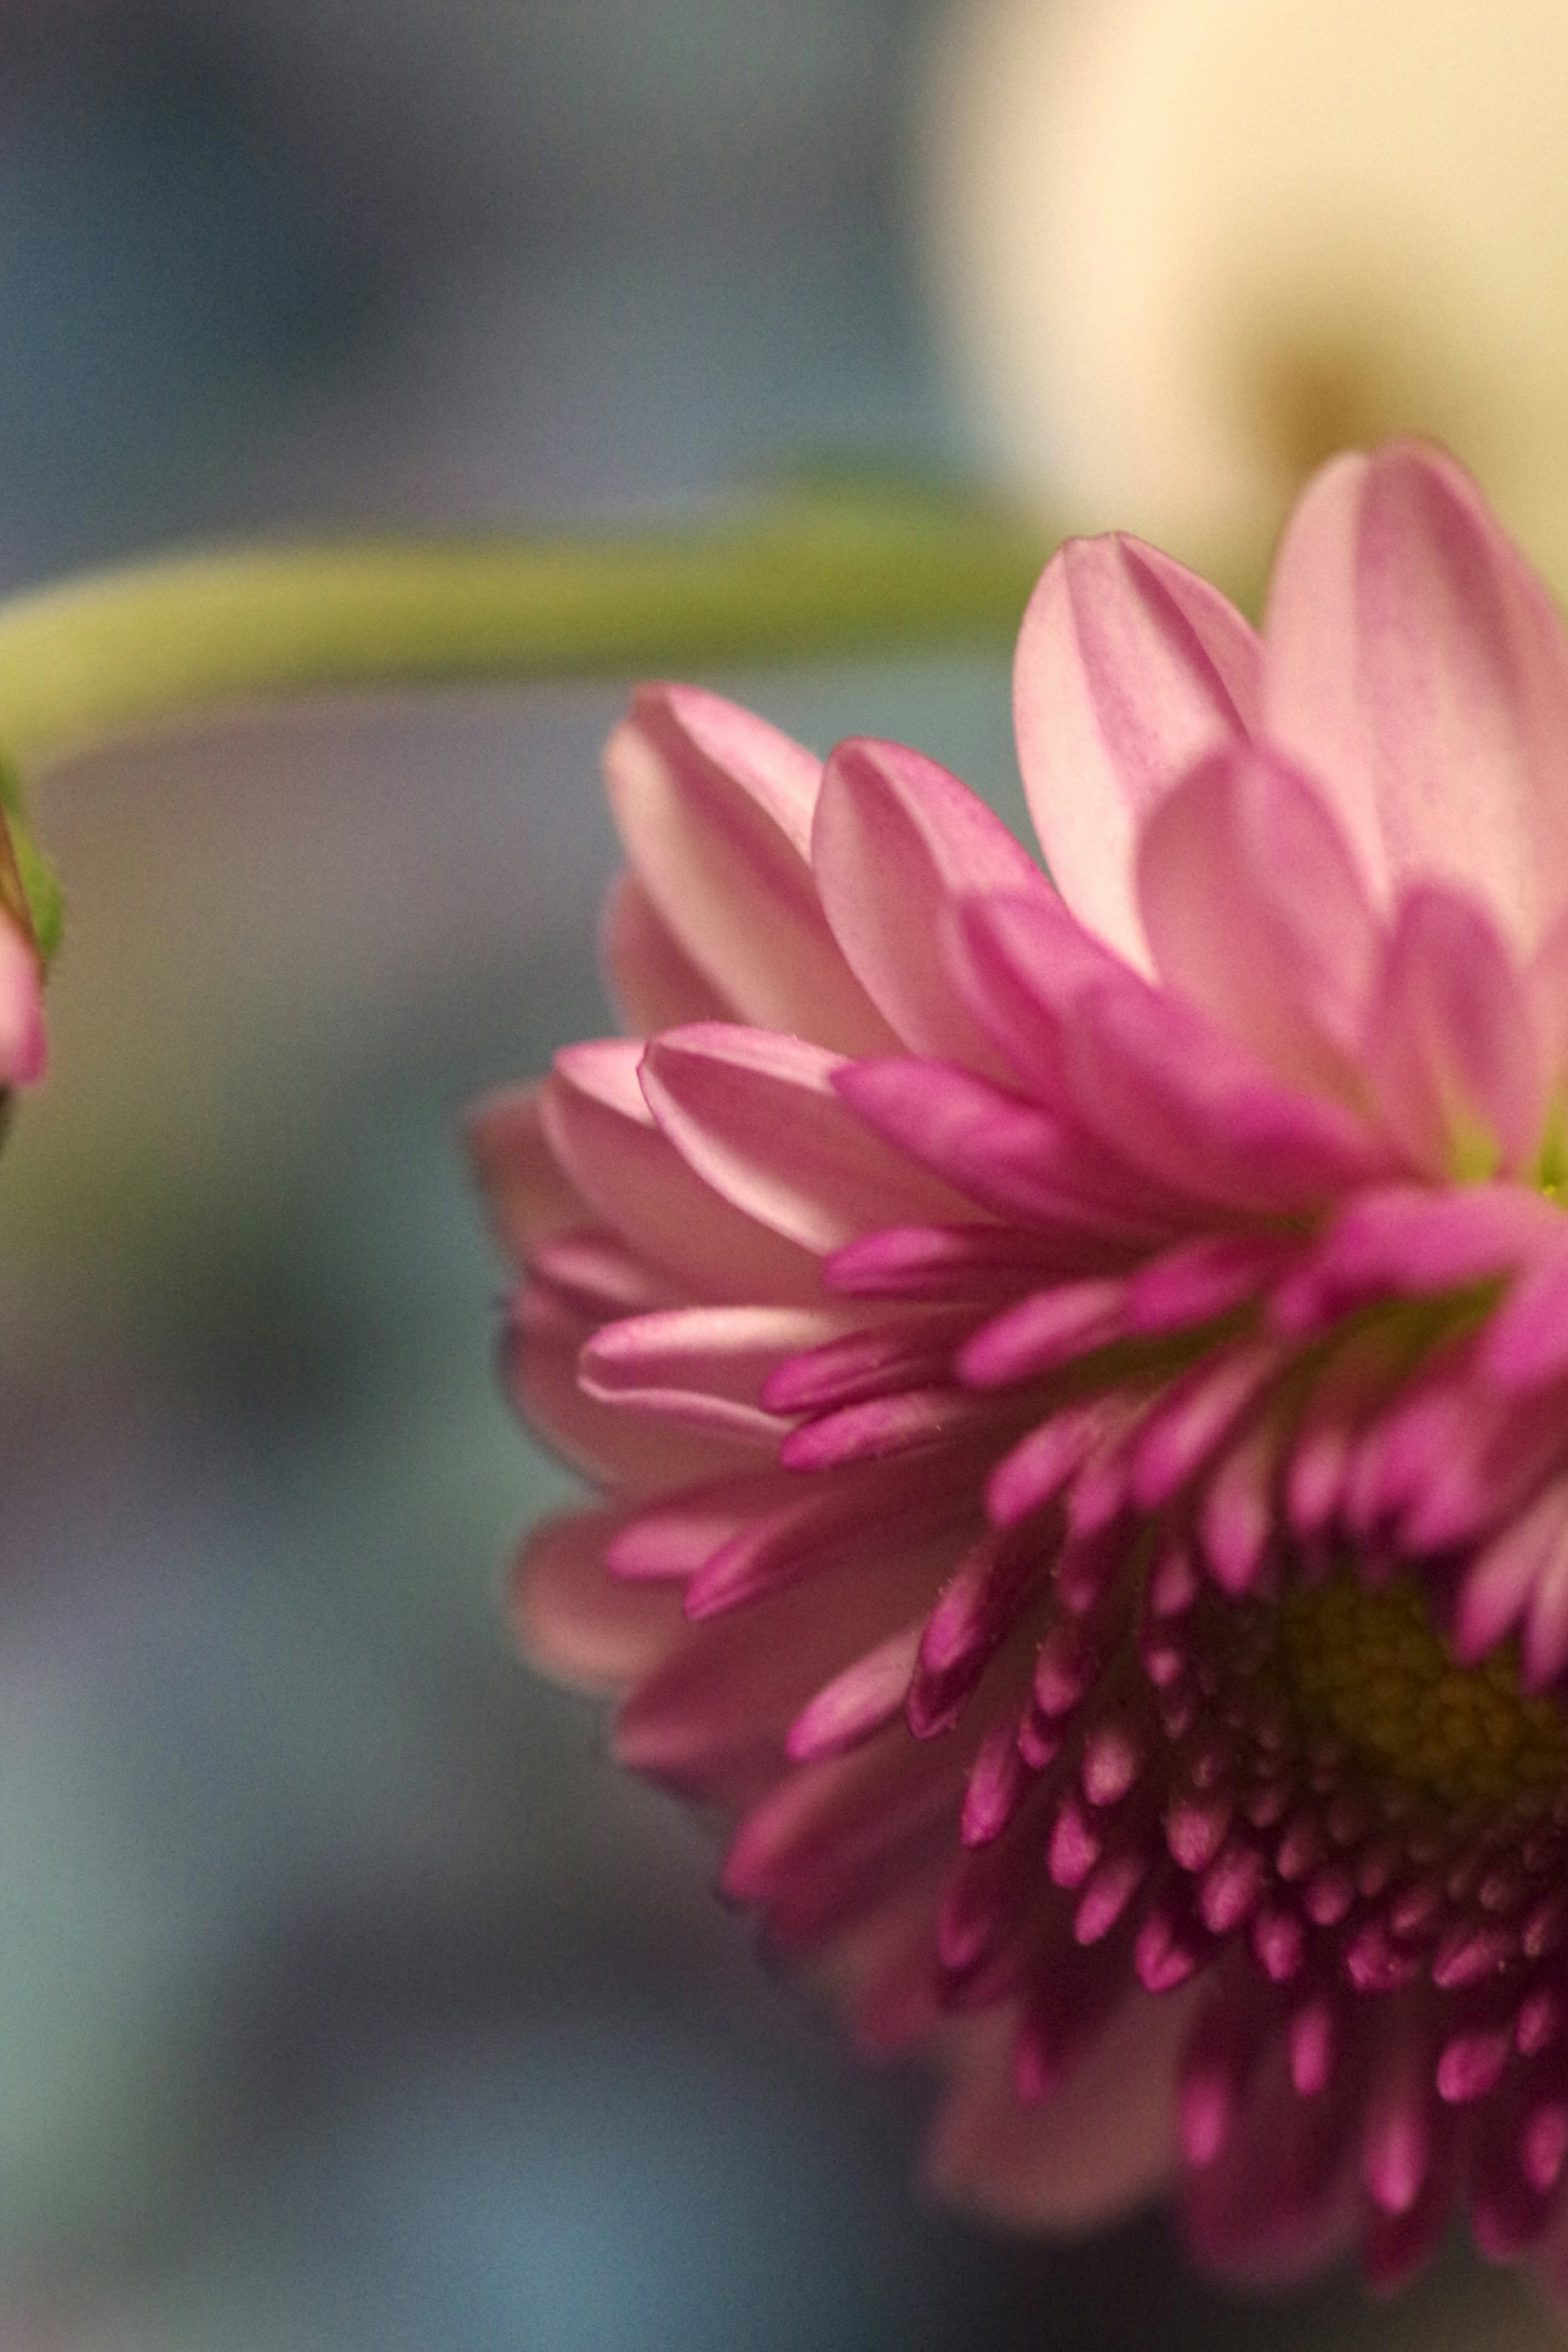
xmin=0 ymin=804 xmax=48 ymax=1092
xmin=920 ymin=0 xmax=1568 ymax=594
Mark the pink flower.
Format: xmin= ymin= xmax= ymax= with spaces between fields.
xmin=472 ymin=439 xmax=1568 ymax=2294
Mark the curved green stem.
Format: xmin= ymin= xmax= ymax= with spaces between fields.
xmin=0 ymin=489 xmax=1054 ymax=784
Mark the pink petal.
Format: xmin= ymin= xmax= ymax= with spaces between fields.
xmin=506 ymin=1287 xmax=758 ymax=1493
xmin=778 ymin=1384 xmax=996 ymax=1474
xmin=542 ymin=1038 xmax=822 ymax=1304
xmin=579 ymin=1305 xmax=826 ymax=1440
xmin=945 ymin=883 xmax=1133 ymax=1109
xmin=761 ymin=1309 xmax=974 ymax=1415
xmin=1526 ymin=899 xmax=1568 ymax=1092
xmin=1136 ymin=743 xmax=1380 ymax=1100
xmin=1013 ymin=535 xmax=1262 ymax=970
xmin=1480 ymin=1247 xmax=1568 ymax=1391
xmin=1365 ymin=885 xmax=1545 ymax=1179
xmin=926 ymin=1990 xmax=1194 ymax=2229
xmin=1274 ymin=1182 xmax=1563 ymax=1330
xmin=811 ymin=735 xmax=1049 ymax=1073
xmin=952 ymin=890 xmax=1390 ymax=1214
xmin=603 ymin=683 xmax=894 ymax=1054
xmin=465 ymin=1082 xmax=589 ymax=1265
xmin=835 ymin=1055 xmax=1178 ymax=1243
xmin=600 ymin=869 xmax=734 ymax=1034
xmin=511 ymin=1510 xmax=686 ymax=1692
xmin=1058 ymin=974 xmax=1391 ymax=1217
xmin=640 ymin=1024 xmax=967 ymax=1254
xmin=1453 ymin=1480 xmax=1568 ymax=1662
xmin=786 ymin=1623 xmax=925 ymax=1762
xmin=618 ymin=1553 xmax=941 ymax=1799
xmin=1265 ymin=441 xmax=1568 ymax=949
xmin=959 ymin=1280 xmax=1128 ymax=1389
xmin=1180 ymin=2059 xmax=1360 ymax=2285
xmin=826 ymin=1222 xmax=1119 ymax=1300
xmin=681 ymin=1457 xmax=975 ymax=1619
xmin=529 ymin=1231 xmax=682 ymax=1321
xmin=0 ymin=916 xmax=44 ymax=1087
xmin=606 ymin=1467 xmax=799 ymax=1582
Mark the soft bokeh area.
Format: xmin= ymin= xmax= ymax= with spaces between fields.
xmin=0 ymin=4 xmax=1559 ymax=2346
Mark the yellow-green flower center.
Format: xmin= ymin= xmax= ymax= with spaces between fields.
xmin=1279 ymin=1572 xmax=1566 ymax=1811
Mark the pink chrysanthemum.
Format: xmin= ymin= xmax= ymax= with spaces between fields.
xmin=472 ymin=440 xmax=1568 ymax=2294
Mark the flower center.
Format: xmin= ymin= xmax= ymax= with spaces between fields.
xmin=1278 ymin=1571 xmax=1566 ymax=1812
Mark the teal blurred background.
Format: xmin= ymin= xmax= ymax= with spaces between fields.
xmin=0 ymin=5 xmax=1556 ymax=2345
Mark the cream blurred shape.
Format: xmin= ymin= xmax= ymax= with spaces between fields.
xmin=477 ymin=441 xmax=1568 ymax=2292
xmin=921 ymin=0 xmax=1568 ymax=592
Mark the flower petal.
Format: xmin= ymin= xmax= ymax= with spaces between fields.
xmin=1013 ymin=534 xmax=1261 ymax=969
xmin=1265 ymin=441 xmax=1568 ymax=949
xmin=601 ymin=869 xmax=734 ymax=1034
xmin=640 ymin=1024 xmax=968 ymax=1254
xmin=506 ymin=1286 xmax=757 ymax=1492
xmin=1136 ymin=743 xmax=1380 ymax=1100
xmin=604 ymin=683 xmax=895 ymax=1054
xmin=927 ymin=1991 xmax=1193 ymax=2229
xmin=811 ymin=735 xmax=1050 ymax=1073
xmin=466 ymin=1082 xmax=589 ymax=1265
xmin=836 ymin=1055 xmax=1177 ymax=1242
xmin=579 ymin=1305 xmax=829 ymax=1439
xmin=1365 ymin=886 xmax=1545 ymax=1179
xmin=542 ymin=1038 xmax=822 ymax=1304
xmin=949 ymin=889 xmax=1392 ymax=1216
xmin=512 ymin=1510 xmax=686 ymax=1693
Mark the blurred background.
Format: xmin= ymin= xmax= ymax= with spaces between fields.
xmin=0 ymin=2 xmax=1561 ymax=2346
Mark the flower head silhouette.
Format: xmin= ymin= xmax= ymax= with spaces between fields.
xmin=473 ymin=441 xmax=1568 ymax=2292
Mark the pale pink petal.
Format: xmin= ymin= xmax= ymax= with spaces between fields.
xmin=529 ymin=1230 xmax=682 ymax=1319
xmin=1013 ymin=535 xmax=1261 ymax=970
xmin=506 ymin=1286 xmax=762 ymax=1492
xmin=1365 ymin=886 xmax=1546 ymax=1179
xmin=512 ymin=1510 xmax=686 ymax=1693
xmin=640 ymin=1024 xmax=969 ymax=1253
xmin=601 ymin=869 xmax=734 ymax=1034
xmin=579 ymin=1304 xmax=832 ymax=1439
xmin=541 ymin=1038 xmax=823 ymax=1304
xmin=466 ymin=1082 xmax=589 ymax=1264
xmin=811 ymin=735 xmax=1050 ymax=1074
xmin=1136 ymin=743 xmax=1380 ymax=1101
xmin=1265 ymin=441 xmax=1568 ymax=949
xmin=0 ymin=917 xmax=43 ymax=1086
xmin=926 ymin=1989 xmax=1194 ymax=2230
xmin=604 ymin=684 xmax=895 ymax=1054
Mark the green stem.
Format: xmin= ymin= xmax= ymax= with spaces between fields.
xmin=0 ymin=490 xmax=1054 ymax=783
